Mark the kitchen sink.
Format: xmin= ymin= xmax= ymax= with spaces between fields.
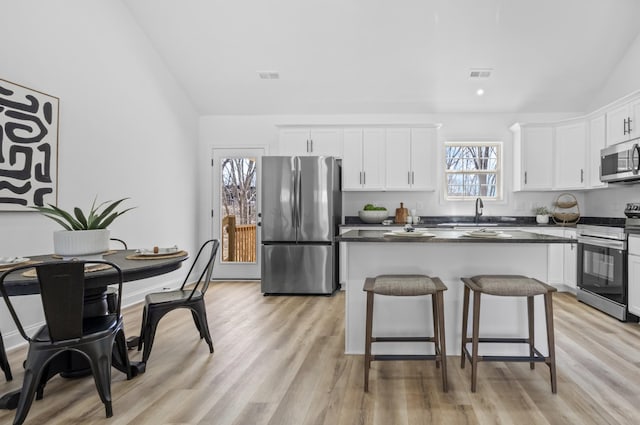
xmin=436 ymin=222 xmax=499 ymax=227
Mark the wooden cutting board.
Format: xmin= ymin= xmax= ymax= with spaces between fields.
xmin=395 ymin=202 xmax=408 ymax=224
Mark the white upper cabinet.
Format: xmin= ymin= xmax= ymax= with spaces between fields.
xmin=278 ymin=127 xmax=343 ymax=157
xmin=606 ymin=97 xmax=640 ymax=146
xmin=512 ymin=124 xmax=554 ymax=191
xmin=554 ymin=120 xmax=586 ymax=190
xmin=342 ymin=128 xmax=385 ymax=191
xmin=384 ymin=127 xmax=436 ymax=191
xmin=587 ymin=114 xmax=607 ymax=189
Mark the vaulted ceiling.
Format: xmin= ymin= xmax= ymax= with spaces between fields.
xmin=122 ymin=0 xmax=640 ymax=115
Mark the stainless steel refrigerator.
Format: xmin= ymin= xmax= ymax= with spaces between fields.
xmin=260 ymin=156 xmax=341 ymax=295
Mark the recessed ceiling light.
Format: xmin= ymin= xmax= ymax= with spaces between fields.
xmin=258 ymin=71 xmax=280 ymax=80
xmin=476 ymin=88 xmax=485 ymax=96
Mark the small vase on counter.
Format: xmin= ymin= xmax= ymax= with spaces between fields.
xmin=536 ymin=214 xmax=549 ymax=224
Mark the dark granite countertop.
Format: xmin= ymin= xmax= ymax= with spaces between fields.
xmin=342 ymin=215 xmax=625 ymax=229
xmin=336 ymin=229 xmax=575 ymax=243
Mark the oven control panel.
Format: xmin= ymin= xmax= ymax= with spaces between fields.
xmin=625 ymin=203 xmax=640 ymax=218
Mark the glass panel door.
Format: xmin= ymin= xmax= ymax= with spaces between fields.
xmin=212 ymin=148 xmax=263 ymax=279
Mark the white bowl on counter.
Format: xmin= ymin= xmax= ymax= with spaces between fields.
xmin=358 ymin=210 xmax=389 ymax=224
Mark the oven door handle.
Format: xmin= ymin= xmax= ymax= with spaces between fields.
xmin=578 ymin=235 xmax=626 ymax=250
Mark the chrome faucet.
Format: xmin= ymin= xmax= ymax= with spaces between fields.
xmin=474 ymin=197 xmax=484 ymax=223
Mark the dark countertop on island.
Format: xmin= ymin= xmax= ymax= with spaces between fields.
xmin=342 ymin=215 xmax=625 ymax=229
xmin=336 ymin=229 xmax=576 ymax=243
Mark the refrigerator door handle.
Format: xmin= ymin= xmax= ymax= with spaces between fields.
xmin=293 ymin=156 xmax=302 ymax=234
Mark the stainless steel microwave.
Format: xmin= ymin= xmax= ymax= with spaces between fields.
xmin=600 ymin=139 xmax=640 ymax=183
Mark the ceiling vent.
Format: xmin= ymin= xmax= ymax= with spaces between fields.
xmin=469 ymin=68 xmax=492 ymax=78
xmin=258 ymin=71 xmax=280 ymax=80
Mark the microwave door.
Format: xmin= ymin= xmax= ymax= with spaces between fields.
xmin=600 ymin=142 xmax=638 ymax=182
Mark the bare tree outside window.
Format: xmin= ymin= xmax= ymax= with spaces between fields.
xmin=221 ymin=158 xmax=257 ymax=224
xmin=445 ymin=142 xmax=502 ymax=200
xmin=219 ymin=157 xmax=257 ymax=263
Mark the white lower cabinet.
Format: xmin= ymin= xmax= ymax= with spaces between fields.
xmin=531 ymin=227 xmax=577 ymax=291
xmin=563 ymin=229 xmax=578 ymax=291
xmin=534 ymin=228 xmax=565 ymax=286
xmin=628 ymin=235 xmax=640 ymax=316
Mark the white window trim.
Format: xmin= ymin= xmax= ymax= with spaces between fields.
xmin=443 ymin=141 xmax=504 ymax=201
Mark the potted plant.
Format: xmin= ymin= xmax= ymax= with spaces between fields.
xmin=33 ymin=197 xmax=134 ymax=256
xmin=533 ymin=206 xmax=551 ymax=224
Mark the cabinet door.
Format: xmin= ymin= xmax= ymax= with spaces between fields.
xmin=554 ymin=121 xmax=586 ymax=190
xmin=563 ymin=229 xmax=578 ymax=290
xmin=534 ymin=228 xmax=564 ymax=286
xmin=361 ymin=128 xmax=385 ymax=190
xmin=606 ymin=104 xmax=629 ymax=146
xmin=410 ymin=128 xmax=436 ymax=191
xmin=309 ymin=128 xmax=342 ymax=157
xmin=385 ymin=128 xmax=412 ymax=190
xmin=629 ymin=98 xmax=640 ymax=141
xmin=522 ymin=126 xmax=553 ymax=190
xmin=628 ymin=237 xmax=640 ymax=316
xmin=279 ymin=128 xmax=311 ymax=156
xmin=342 ymin=129 xmax=364 ymax=190
xmin=588 ymin=115 xmax=607 ymax=188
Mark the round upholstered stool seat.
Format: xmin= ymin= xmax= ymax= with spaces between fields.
xmin=460 ymin=274 xmax=557 ymax=393
xmin=363 ymin=274 xmax=448 ymax=393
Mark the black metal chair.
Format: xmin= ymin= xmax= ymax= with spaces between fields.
xmin=0 ymin=261 xmax=131 ymax=425
xmin=137 ymin=239 xmax=219 ymax=364
xmin=105 ymin=238 xmax=128 ymax=313
xmin=0 ymin=330 xmax=11 ymax=381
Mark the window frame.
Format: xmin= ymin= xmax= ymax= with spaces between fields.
xmin=443 ymin=141 xmax=503 ymax=201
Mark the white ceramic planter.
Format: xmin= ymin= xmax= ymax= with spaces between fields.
xmin=536 ymin=214 xmax=550 ymax=224
xmin=53 ymin=229 xmax=110 ymax=256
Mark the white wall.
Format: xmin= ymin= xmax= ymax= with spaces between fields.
xmin=198 ymin=112 xmax=584 ymax=228
xmin=588 ymin=31 xmax=640 ymax=110
xmin=583 ymin=27 xmax=640 ymax=216
xmin=0 ymin=1 xmax=199 ymax=349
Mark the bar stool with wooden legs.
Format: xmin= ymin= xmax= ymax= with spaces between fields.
xmin=363 ymin=274 xmax=448 ymax=392
xmin=460 ymin=275 xmax=558 ymax=393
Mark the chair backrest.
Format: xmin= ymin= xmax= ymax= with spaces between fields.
xmin=181 ymin=239 xmax=219 ymax=299
xmin=110 ymin=238 xmax=128 ymax=249
xmin=0 ymin=260 xmax=123 ymax=343
xmin=37 ymin=262 xmax=86 ymax=341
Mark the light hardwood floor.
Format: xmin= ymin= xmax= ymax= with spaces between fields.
xmin=1 ymin=282 xmax=640 ymax=424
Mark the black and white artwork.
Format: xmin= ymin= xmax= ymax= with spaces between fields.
xmin=0 ymin=78 xmax=59 ymax=210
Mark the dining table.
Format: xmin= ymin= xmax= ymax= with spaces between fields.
xmin=0 ymin=249 xmax=189 ymax=409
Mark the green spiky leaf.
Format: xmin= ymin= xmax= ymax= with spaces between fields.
xmin=31 ymin=197 xmax=135 ymax=231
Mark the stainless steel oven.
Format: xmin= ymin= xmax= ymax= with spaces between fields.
xmin=576 ymin=225 xmax=633 ymax=321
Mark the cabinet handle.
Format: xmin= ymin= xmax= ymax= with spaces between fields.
xmin=359 ymin=171 xmax=362 ymax=185
xmin=363 ymin=172 xmax=366 ymax=185
xmin=310 ymin=139 xmax=313 ymax=152
xmin=580 ymin=169 xmax=584 ymax=183
xmin=524 ymin=171 xmax=528 ymax=185
xmin=408 ymin=172 xmax=411 ymax=185
xmin=629 ymin=118 xmax=633 ymax=135
xmin=306 ymin=139 xmax=310 ymax=152
xmin=624 ymin=118 xmax=629 ymax=135
xmin=411 ymin=171 xmax=415 ymax=184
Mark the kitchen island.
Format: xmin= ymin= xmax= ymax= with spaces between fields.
xmin=336 ymin=228 xmax=575 ymax=356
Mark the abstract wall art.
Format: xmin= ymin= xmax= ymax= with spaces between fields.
xmin=0 ymin=78 xmax=59 ymax=210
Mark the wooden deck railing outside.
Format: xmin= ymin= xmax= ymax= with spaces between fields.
xmin=222 ymin=215 xmax=256 ymax=262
